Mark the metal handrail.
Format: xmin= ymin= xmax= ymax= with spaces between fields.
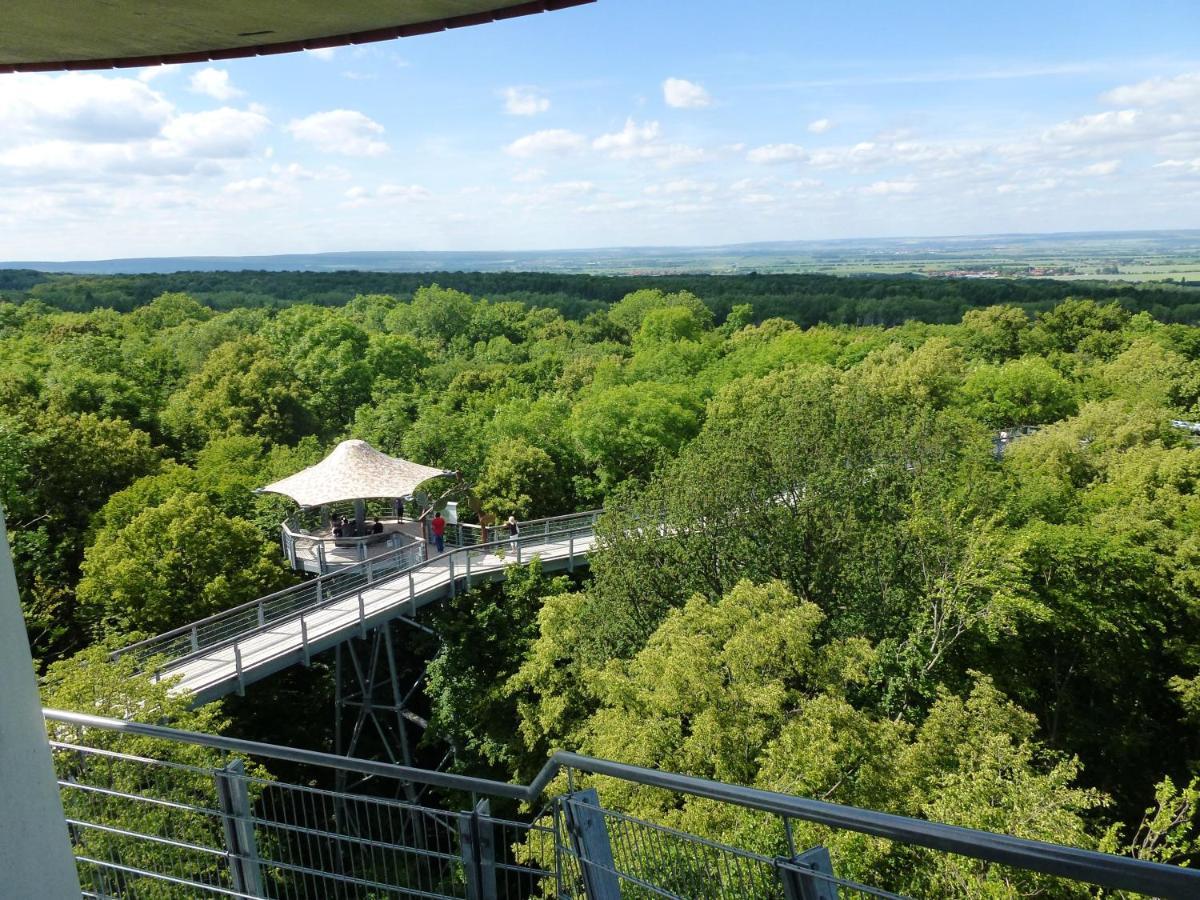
xmin=42 ymin=707 xmax=1200 ymax=898
xmin=154 ymin=518 xmax=600 ymax=676
xmin=110 ymin=536 xmax=426 ymax=663
xmin=111 ymin=509 xmax=602 ymax=672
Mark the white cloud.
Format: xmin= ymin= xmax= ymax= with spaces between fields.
xmin=645 ymin=179 xmax=717 ymax=195
xmin=663 ymin=78 xmax=712 ymax=109
xmin=158 ymin=108 xmax=271 ymax=159
xmin=307 ymin=48 xmax=339 ymax=61
xmin=807 ymin=118 xmax=834 ymax=134
xmin=378 ymin=183 xmax=432 ymax=200
xmin=0 ymin=73 xmax=173 ymax=143
xmin=138 ymin=64 xmax=182 ymax=83
xmin=512 ymin=167 xmax=547 ymax=183
xmin=1081 ymin=159 xmax=1120 ymax=176
xmin=1042 ymin=109 xmax=1146 ymax=144
xmin=505 ymin=129 xmax=586 ymax=157
xmin=1154 ymin=157 xmax=1200 ymax=173
xmin=1103 ymin=72 xmax=1200 ymax=107
xmin=189 ymin=68 xmax=242 ymax=101
xmin=593 ymin=118 xmax=662 ymax=157
xmin=747 ymin=143 xmax=806 ymax=164
xmin=862 ymin=179 xmax=918 ymax=196
xmin=503 ymin=87 xmax=550 ymax=116
xmin=287 ymin=109 xmax=388 ymax=156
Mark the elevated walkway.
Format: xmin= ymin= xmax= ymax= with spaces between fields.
xmin=113 ymin=511 xmax=600 ymax=705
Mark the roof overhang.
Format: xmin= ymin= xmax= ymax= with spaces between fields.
xmin=0 ymin=1 xmax=594 ymax=74
xmin=258 ymin=439 xmax=454 ymax=508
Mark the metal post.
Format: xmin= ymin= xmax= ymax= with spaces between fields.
xmin=190 ymin=624 xmax=200 ymax=652
xmin=233 ymin=644 xmax=245 ymax=696
xmin=778 ymin=846 xmax=840 ymax=900
xmin=316 ymin=577 xmax=323 ymax=604
xmin=358 ymin=591 xmax=367 ymax=638
xmin=569 ymin=534 xmax=575 ymax=572
xmin=317 ymin=541 xmax=327 ymax=574
xmin=449 ymin=553 xmax=456 ymax=598
xmin=458 ymin=799 xmax=498 ymax=900
xmin=256 ymin=600 xmax=265 ymax=628
xmin=408 ymin=570 xmax=416 ymax=604
xmin=300 ymin=616 xmax=310 ymax=666
xmin=517 ymin=540 xmax=522 ymax=564
xmin=465 ymin=549 xmax=472 ymax=590
xmin=367 ymin=556 xmax=374 ymax=583
xmin=215 ymin=759 xmax=265 ymax=897
xmin=562 ymin=789 xmax=621 ymax=900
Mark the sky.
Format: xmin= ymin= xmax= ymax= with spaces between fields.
xmin=2 ymin=0 xmax=1200 ymax=260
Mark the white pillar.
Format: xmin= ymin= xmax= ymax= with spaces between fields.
xmin=0 ymin=506 xmax=81 ymax=897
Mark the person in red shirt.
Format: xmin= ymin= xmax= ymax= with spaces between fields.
xmin=430 ymin=510 xmax=447 ymax=554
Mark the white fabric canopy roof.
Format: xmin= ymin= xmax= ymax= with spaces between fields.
xmin=259 ymin=440 xmax=452 ymax=508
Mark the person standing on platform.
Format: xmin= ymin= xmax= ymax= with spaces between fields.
xmin=506 ymin=515 xmax=519 ymax=552
xmin=431 ymin=510 xmax=447 ymax=554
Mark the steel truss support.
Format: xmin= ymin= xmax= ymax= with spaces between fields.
xmin=333 ymin=620 xmax=426 ymax=803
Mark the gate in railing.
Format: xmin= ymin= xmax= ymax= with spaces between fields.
xmin=46 ymin=709 xmax=1200 ymax=900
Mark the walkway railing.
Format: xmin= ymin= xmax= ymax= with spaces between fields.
xmin=111 ymin=510 xmax=603 ymax=679
xmin=44 ymin=708 xmax=1200 ymax=900
xmin=112 ymin=539 xmax=430 ymax=670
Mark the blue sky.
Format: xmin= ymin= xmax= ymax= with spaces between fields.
xmin=2 ymin=0 xmax=1200 ymax=259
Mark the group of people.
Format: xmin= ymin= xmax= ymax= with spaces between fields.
xmin=329 ymin=508 xmax=519 ymax=554
xmin=331 ymin=515 xmax=384 ymax=538
xmin=428 ymin=510 xmax=518 ymax=554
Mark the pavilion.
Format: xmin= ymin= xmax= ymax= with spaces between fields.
xmin=259 ymin=439 xmax=454 ymax=573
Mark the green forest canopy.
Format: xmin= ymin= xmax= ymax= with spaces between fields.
xmin=5 ymin=278 xmax=1200 ymax=894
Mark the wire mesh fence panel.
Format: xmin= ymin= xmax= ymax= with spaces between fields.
xmin=53 ymin=742 xmax=240 ymax=899
xmin=249 ymin=777 xmax=470 ymax=900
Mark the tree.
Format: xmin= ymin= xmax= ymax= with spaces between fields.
xmin=473 ymin=438 xmax=568 ymax=520
xmin=161 ymin=337 xmax=314 ymax=450
xmin=425 ymin=560 xmax=570 ymax=778
xmin=960 ymin=356 xmax=1078 ymax=427
xmin=959 ymin=305 xmax=1029 ymax=362
xmin=77 ymin=492 xmax=295 ymax=637
xmin=516 ymin=581 xmax=1106 ymax=898
xmin=607 ymin=289 xmax=714 ymax=339
xmin=570 ymin=383 xmax=702 ymax=490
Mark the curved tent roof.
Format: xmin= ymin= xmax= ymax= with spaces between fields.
xmin=1 ymin=1 xmax=593 ymax=73
xmin=259 ymin=440 xmax=453 ymax=508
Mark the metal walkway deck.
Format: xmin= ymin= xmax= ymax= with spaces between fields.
xmin=113 ymin=511 xmax=600 ymax=705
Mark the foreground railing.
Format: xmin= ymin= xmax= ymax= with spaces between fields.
xmin=44 ymin=709 xmax=1200 ymax=900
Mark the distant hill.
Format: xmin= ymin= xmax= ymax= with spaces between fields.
xmin=4 ymin=230 xmax=1200 ymax=277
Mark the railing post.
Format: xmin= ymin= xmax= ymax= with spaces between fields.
xmin=366 ymin=556 xmax=374 ymax=584
xmin=517 ymin=539 xmax=522 ymax=565
xmin=316 ymin=578 xmax=323 ymax=604
xmin=569 ymin=534 xmax=575 ymax=572
xmin=562 ymin=788 xmax=621 ymax=900
xmin=778 ymin=846 xmax=840 ymax=900
xmin=300 ymin=615 xmax=310 ymax=666
xmin=408 ymin=571 xmax=416 ymax=604
xmin=449 ymin=553 xmax=456 ymax=598
xmin=358 ymin=592 xmax=367 ymax=638
xmin=256 ymin=600 xmax=265 ymax=628
xmin=458 ymin=799 xmax=498 ymax=900
xmin=317 ymin=542 xmax=327 ymax=574
xmin=233 ymin=644 xmax=245 ymax=696
xmin=189 ymin=624 xmax=199 ymax=653
xmin=215 ymin=759 xmax=265 ymax=897
xmin=465 ymin=549 xmax=472 ymax=590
